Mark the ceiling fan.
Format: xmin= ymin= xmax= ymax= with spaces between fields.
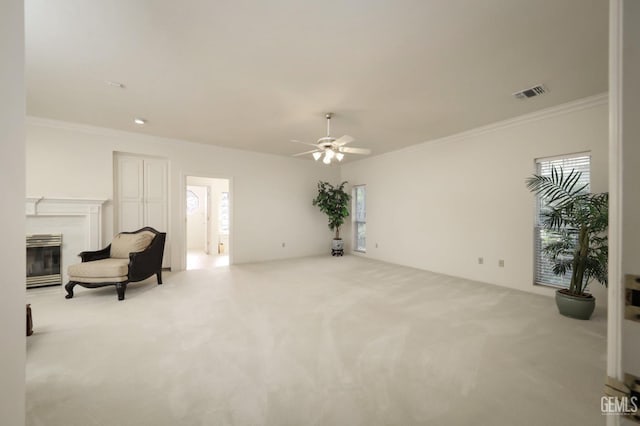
xmin=292 ymin=113 xmax=371 ymax=164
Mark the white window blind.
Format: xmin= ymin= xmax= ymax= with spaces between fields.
xmin=219 ymin=192 xmax=229 ymax=234
xmin=534 ymin=154 xmax=590 ymax=288
xmin=353 ymin=185 xmax=366 ymax=252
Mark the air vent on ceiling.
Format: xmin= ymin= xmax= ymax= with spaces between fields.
xmin=513 ymin=84 xmax=548 ymax=100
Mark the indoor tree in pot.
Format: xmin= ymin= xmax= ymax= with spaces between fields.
xmin=526 ymin=167 xmax=608 ymax=320
xmin=313 ymin=181 xmax=351 ymax=256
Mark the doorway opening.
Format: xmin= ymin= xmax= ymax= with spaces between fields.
xmin=185 ymin=176 xmax=230 ymax=270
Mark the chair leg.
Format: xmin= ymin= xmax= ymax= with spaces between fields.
xmin=65 ymin=282 xmax=76 ymax=299
xmin=156 ymin=270 xmax=163 ymax=285
xmin=116 ymin=282 xmax=127 ymax=301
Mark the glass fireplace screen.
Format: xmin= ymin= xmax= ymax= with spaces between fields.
xmin=26 ymin=234 xmax=62 ymax=288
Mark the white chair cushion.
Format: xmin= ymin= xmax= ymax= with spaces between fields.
xmin=68 ymin=258 xmax=130 ymax=278
xmin=110 ymin=231 xmax=155 ymax=259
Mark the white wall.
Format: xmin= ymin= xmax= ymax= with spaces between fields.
xmin=26 ymin=119 xmax=339 ymax=268
xmin=341 ymin=95 xmax=609 ymax=305
xmin=0 ymin=0 xmax=26 ymax=424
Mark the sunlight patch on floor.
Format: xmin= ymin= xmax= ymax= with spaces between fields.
xmin=186 ymin=249 xmax=228 ymax=270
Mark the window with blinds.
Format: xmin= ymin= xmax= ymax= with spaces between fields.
xmin=219 ymin=192 xmax=229 ymax=234
xmin=353 ymin=185 xmax=366 ymax=252
xmin=534 ymin=153 xmax=591 ymax=287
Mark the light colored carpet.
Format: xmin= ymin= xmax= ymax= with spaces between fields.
xmin=26 ymin=255 xmax=606 ymax=426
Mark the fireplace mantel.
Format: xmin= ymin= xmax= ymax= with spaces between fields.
xmin=26 ymin=197 xmax=107 ymax=215
xmin=25 ymin=197 xmax=108 ymax=249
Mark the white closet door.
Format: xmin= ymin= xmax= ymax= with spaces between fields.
xmin=143 ymin=159 xmax=168 ymax=232
xmin=115 ymin=154 xmax=170 ymax=268
xmin=116 ymin=156 xmax=144 ymax=232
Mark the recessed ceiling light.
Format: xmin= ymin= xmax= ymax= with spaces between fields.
xmin=133 ymin=118 xmax=146 ymax=125
xmin=105 ymin=80 xmax=125 ymax=89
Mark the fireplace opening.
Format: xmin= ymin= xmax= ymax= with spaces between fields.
xmin=26 ymin=234 xmax=62 ymax=288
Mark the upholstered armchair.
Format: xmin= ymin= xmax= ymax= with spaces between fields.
xmin=65 ymin=227 xmax=166 ymax=301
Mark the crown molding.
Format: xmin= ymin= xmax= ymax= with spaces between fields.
xmin=25 ymin=116 xmax=181 ymax=146
xmin=375 ymin=92 xmax=609 ymax=159
xmin=27 ymin=93 xmax=608 ymax=163
xmin=24 ymin=116 xmax=298 ymax=162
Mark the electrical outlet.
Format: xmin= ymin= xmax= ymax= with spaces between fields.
xmin=375 ymin=243 xmax=379 ymax=248
xmin=282 ymin=242 xmax=285 ymax=248
xmin=499 ymin=259 xmax=505 ymax=267
xmin=478 ymin=257 xmax=484 ymax=265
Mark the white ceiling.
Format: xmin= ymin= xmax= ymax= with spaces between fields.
xmin=25 ymin=0 xmax=608 ymax=159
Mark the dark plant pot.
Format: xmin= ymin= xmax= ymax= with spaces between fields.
xmin=555 ymin=289 xmax=595 ymax=320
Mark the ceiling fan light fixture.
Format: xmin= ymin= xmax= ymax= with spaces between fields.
xmin=336 ymin=152 xmax=344 ymax=162
xmin=312 ymin=151 xmax=322 ymax=161
xmin=325 ymin=149 xmax=335 ymax=160
xmin=323 ymin=152 xmax=332 ymax=164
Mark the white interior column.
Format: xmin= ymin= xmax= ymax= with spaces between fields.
xmin=608 ymin=0 xmax=624 ymax=385
xmin=0 ymin=0 xmax=26 ymax=424
xmin=619 ymin=0 xmax=640 ymax=376
xmin=609 ymin=0 xmax=640 ymax=424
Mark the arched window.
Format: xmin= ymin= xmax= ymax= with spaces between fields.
xmin=186 ymin=190 xmax=199 ymax=215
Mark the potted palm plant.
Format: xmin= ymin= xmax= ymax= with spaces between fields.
xmin=526 ymin=167 xmax=608 ymax=320
xmin=313 ymin=181 xmax=351 ymax=256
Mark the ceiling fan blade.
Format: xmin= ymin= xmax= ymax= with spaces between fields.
xmin=291 ymin=139 xmax=319 ymax=148
xmin=292 ymin=149 xmax=321 ymax=157
xmin=340 ymin=147 xmax=371 ymax=155
xmin=333 ymin=135 xmax=354 ymax=146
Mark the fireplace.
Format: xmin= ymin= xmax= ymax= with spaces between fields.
xmin=26 ymin=234 xmax=62 ymax=288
